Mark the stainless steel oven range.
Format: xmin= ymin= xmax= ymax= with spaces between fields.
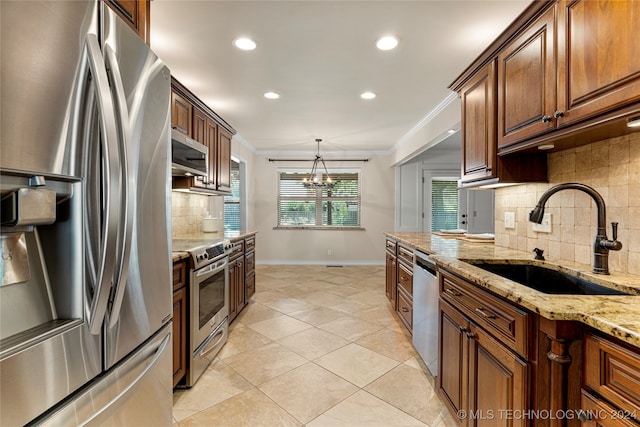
xmin=173 ymin=238 xmax=231 ymax=387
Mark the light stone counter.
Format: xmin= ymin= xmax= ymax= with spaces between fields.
xmin=385 ymin=232 xmax=640 ymax=347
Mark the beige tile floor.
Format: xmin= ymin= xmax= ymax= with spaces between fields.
xmin=173 ymin=265 xmax=457 ymax=427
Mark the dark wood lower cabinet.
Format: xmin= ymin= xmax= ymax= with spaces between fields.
xmin=439 ymin=298 xmax=529 ymax=427
xmin=228 ymin=256 xmax=243 ymax=322
xmin=172 ymin=286 xmax=187 ymax=388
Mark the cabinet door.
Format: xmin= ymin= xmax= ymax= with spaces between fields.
xmin=228 ymin=262 xmax=237 ymax=322
xmin=235 ymin=257 xmax=246 ymax=312
xmin=245 ymin=272 xmax=255 ymax=300
xmin=103 ymin=0 xmax=149 ymax=44
xmin=438 ymin=299 xmax=469 ymax=423
xmin=171 ymin=91 xmax=192 ymax=137
xmin=206 ymin=118 xmax=218 ymax=190
xmin=460 ymin=61 xmax=496 ymax=184
xmin=385 ymin=253 xmax=397 ymax=308
xmin=497 ymin=6 xmax=556 ymax=149
xmin=580 ymin=390 xmax=638 ymax=427
xmin=172 ymin=287 xmax=187 ymax=387
xmin=191 ymin=107 xmax=209 ymax=189
xmin=556 ymin=0 xmax=640 ymax=127
xmin=467 ymin=323 xmax=529 ymax=427
xmin=217 ymin=128 xmax=232 ymax=193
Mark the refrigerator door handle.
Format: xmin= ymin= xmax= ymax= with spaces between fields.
xmin=79 ymin=332 xmax=171 ymax=426
xmin=84 ymin=34 xmax=122 ymax=336
xmin=103 ymin=44 xmax=134 ymax=329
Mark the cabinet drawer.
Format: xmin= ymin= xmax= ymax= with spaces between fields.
xmin=397 ymin=244 xmax=413 ymax=267
xmin=245 ymin=235 xmax=256 ymax=252
xmin=229 ymin=240 xmax=244 ymax=260
xmin=439 ymin=268 xmax=531 ymax=358
xmin=245 ymin=251 xmax=255 ymax=276
xmin=397 ymin=287 xmax=412 ymax=332
xmin=246 ymin=272 xmax=255 ymax=300
xmin=386 ymin=238 xmax=397 ymax=256
xmin=173 ymin=261 xmax=187 ymax=291
xmin=397 ymin=262 xmax=413 ymax=295
xmin=584 ymin=333 xmax=640 ymax=418
xmin=581 ymin=390 xmax=638 ymax=427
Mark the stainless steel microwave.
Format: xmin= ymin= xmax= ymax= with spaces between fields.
xmin=171 ymin=129 xmax=208 ymax=177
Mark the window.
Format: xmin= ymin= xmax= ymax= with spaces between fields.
xmin=277 ymin=170 xmax=360 ymax=228
xmin=431 ymin=179 xmax=458 ymax=231
xmin=224 ymin=161 xmax=240 ymax=232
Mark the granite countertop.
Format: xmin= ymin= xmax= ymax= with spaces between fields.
xmin=386 ymin=232 xmax=640 ymax=347
xmin=171 ymin=230 xmax=257 ymax=262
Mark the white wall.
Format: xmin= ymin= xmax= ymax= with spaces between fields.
xmin=251 ymin=153 xmax=394 ymax=265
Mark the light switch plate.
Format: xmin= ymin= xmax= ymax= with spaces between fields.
xmin=532 ymin=213 xmax=552 ymax=233
xmin=504 ymin=212 xmax=516 ymax=229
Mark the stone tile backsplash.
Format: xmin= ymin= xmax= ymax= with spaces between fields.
xmin=494 ymin=131 xmax=640 ymax=275
xmin=171 ymin=191 xmax=210 ymax=236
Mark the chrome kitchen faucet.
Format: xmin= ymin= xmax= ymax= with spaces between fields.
xmin=529 ymin=183 xmax=622 ymax=274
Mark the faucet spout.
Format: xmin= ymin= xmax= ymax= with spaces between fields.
xmin=528 ymin=183 xmax=622 ymax=275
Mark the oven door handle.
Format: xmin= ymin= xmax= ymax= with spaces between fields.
xmin=194 ymin=258 xmax=227 ymax=279
xmin=197 ymin=324 xmax=227 ymax=357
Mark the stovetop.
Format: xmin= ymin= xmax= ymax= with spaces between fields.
xmin=172 ymin=237 xmax=231 ymax=269
xmin=172 ymin=237 xmax=227 ymax=253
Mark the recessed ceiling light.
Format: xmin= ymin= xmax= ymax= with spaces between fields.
xmin=234 ymin=37 xmax=256 ymax=51
xmin=447 ymin=129 xmax=456 ymax=134
xmin=361 ymin=91 xmax=376 ymax=100
xmin=376 ymin=36 xmax=398 ymax=51
xmin=264 ymin=92 xmax=280 ymax=99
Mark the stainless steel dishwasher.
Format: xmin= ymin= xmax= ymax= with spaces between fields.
xmin=412 ymin=250 xmax=438 ymax=377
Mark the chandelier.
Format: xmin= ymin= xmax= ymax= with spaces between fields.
xmin=302 ymin=139 xmax=334 ymax=189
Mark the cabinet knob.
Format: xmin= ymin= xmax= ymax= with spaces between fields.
xmin=576 ymin=410 xmax=592 ymax=422
xmin=541 ymin=115 xmax=552 ymax=123
xmin=553 ymin=111 xmax=564 ymax=119
xmin=465 ymin=331 xmax=476 ymax=340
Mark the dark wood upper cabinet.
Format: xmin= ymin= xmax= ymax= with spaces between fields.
xmin=103 ymin=0 xmax=149 ymax=45
xmin=170 ymin=77 xmax=235 ymax=194
xmin=206 ymin=117 xmax=219 ymax=190
xmin=452 ymin=0 xmax=640 ymax=161
xmin=171 ymin=91 xmax=192 ymax=137
xmin=556 ymin=0 xmax=640 ymax=128
xmin=216 ymin=128 xmax=232 ymax=193
xmin=460 ymin=61 xmax=497 ymax=184
xmin=497 ymin=6 xmax=556 ymax=149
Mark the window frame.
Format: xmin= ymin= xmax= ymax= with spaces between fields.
xmin=276 ymin=168 xmax=363 ymax=230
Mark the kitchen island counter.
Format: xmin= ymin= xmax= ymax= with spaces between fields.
xmin=385 ymin=232 xmax=640 ymax=348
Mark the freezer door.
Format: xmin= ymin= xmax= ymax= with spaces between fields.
xmin=100 ymin=4 xmax=172 ymax=369
xmin=34 ymin=323 xmax=173 ymax=427
xmin=0 ymin=1 xmax=96 ymax=177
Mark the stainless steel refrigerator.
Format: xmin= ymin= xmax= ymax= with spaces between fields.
xmin=0 ymin=1 xmax=173 ymax=425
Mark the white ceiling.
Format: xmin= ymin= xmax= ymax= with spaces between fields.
xmin=151 ymin=1 xmax=530 ymax=154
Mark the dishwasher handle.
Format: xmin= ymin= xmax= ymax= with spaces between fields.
xmin=414 ymin=251 xmax=436 ymax=276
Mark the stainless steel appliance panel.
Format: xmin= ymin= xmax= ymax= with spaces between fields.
xmin=188 ymin=318 xmax=228 ymax=387
xmin=413 ymin=251 xmax=439 ymax=376
xmin=34 ymin=323 xmax=172 ymax=427
xmin=190 ymin=258 xmax=228 ymax=351
xmin=1 ymin=323 xmax=101 ymax=427
xmin=101 ymin=5 xmax=172 ymax=369
xmin=0 ymin=1 xmax=97 ymax=177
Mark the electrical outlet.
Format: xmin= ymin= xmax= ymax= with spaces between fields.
xmin=327 ymin=249 xmax=332 ymax=256
xmin=532 ymin=213 xmax=552 ymax=233
xmin=504 ymin=212 xmax=516 ymax=229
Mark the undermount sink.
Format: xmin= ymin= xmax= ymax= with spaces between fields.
xmin=468 ymin=262 xmax=631 ymax=296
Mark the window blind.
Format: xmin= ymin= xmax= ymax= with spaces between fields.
xmin=277 ymin=171 xmax=360 ymax=228
xmin=224 ymin=161 xmax=241 ymax=232
xmin=431 ymin=180 xmax=458 ymax=231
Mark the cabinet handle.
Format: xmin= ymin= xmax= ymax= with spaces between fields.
xmin=465 ymin=331 xmax=476 ymax=340
xmin=485 ymin=167 xmax=492 ymax=172
xmin=458 ymin=326 xmax=466 ymax=333
xmin=445 ymin=288 xmax=462 ymax=297
xmin=576 ymin=410 xmax=592 ymax=422
xmin=475 ymin=307 xmax=496 ymax=319
xmin=541 ymin=115 xmax=552 ymax=123
xmin=401 ymin=307 xmax=409 ymax=313
xmin=553 ymin=111 xmax=564 ymax=119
